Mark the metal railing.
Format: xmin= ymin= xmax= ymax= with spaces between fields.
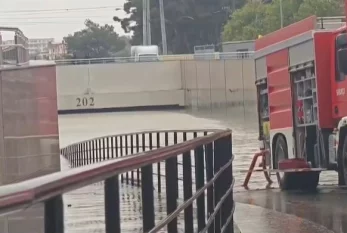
xmin=60 ymin=130 xmax=224 ymax=188
xmin=54 ymin=51 xmax=254 ymax=66
xmin=0 ymin=129 xmax=234 ymax=233
xmin=316 ymin=16 xmax=346 ymax=29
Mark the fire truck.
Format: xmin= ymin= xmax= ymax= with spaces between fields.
xmin=254 ymin=9 xmax=347 ymax=190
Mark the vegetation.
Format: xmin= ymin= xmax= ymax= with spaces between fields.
xmin=222 ymin=0 xmax=345 ymax=42
xmin=64 ymin=20 xmax=130 ymax=59
xmin=114 ymin=0 xmax=246 ymax=54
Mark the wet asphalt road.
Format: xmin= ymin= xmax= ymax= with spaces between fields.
xmin=59 ymin=108 xmax=346 ymax=233
xmin=234 ymin=187 xmax=347 ymax=233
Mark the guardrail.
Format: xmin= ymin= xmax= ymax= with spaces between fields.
xmin=316 ymin=16 xmax=346 ymax=29
xmin=54 ymin=52 xmax=254 ymax=65
xmin=61 ymin=130 xmax=223 ymax=189
xmin=0 ymin=129 xmax=234 ymax=233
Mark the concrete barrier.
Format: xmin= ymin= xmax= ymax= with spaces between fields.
xmin=56 ymin=59 xmax=256 ymax=113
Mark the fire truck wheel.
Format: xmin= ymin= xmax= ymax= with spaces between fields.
xmin=340 ymin=136 xmax=347 ymax=185
xmin=274 ymin=135 xmax=294 ymax=190
xmin=274 ymin=135 xmax=319 ymax=190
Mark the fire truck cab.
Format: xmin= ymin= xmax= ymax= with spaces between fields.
xmin=255 ymin=15 xmax=347 ymax=190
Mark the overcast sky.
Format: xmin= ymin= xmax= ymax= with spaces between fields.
xmin=1 ymin=0 xmax=127 ymax=41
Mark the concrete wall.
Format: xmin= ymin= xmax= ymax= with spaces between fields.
xmin=56 ymin=61 xmax=185 ymax=112
xmin=0 ymin=64 xmax=60 ymax=233
xmin=56 ymin=59 xmax=256 ymax=113
xmin=182 ymin=59 xmax=256 ymax=110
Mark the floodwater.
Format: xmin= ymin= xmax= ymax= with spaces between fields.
xmin=59 ymin=107 xmax=342 ymax=233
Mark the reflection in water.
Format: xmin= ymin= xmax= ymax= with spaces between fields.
xmin=235 ymin=188 xmax=347 ymax=233
xmin=60 ymin=105 xmax=341 ymax=233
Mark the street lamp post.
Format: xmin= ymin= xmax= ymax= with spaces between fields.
xmin=280 ymin=0 xmax=283 ymax=28
xmin=142 ymin=0 xmax=147 ymax=45
xmin=159 ymin=0 xmax=168 ymax=54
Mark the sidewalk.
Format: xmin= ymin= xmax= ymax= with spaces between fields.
xmin=234 ymin=202 xmax=334 ymax=233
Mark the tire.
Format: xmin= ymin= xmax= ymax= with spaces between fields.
xmin=338 ymin=136 xmax=347 ymax=185
xmin=274 ymin=135 xmax=320 ymax=191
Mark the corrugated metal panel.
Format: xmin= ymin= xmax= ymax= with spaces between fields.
xmin=255 ymin=57 xmax=267 ymax=80
xmin=289 ymin=39 xmax=315 ymax=66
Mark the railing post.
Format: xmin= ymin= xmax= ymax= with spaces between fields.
xmin=82 ymin=142 xmax=85 ymax=166
xmin=131 ymin=134 xmax=135 ymax=185
xmin=88 ymin=141 xmax=92 ymax=164
xmin=156 ymin=132 xmax=161 ymax=192
xmin=111 ymin=136 xmax=115 ymax=158
xmin=106 ymin=137 xmax=110 ymax=160
xmin=214 ymin=134 xmax=233 ymax=233
xmin=103 ymin=138 xmax=106 ymax=161
xmin=104 ymin=175 xmax=121 ymax=233
xmin=165 ymin=149 xmax=178 ymax=232
xmin=136 ymin=133 xmax=140 ymax=186
xmin=195 ymin=144 xmax=206 ymax=231
xmin=141 ymin=164 xmax=155 ymax=231
xmin=93 ymin=140 xmax=96 ymax=164
xmin=44 ymin=195 xmax=64 ymax=233
xmin=120 ymin=136 xmax=124 ymax=183
xmin=182 ymin=136 xmax=193 ymax=232
xmin=125 ymin=135 xmax=129 ymax=184
xmin=205 ymin=142 xmax=215 ymax=233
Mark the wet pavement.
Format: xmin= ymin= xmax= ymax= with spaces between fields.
xmin=234 ymin=187 xmax=347 ymax=233
xmin=58 ymin=108 xmax=344 ymax=233
xmin=234 ymin=202 xmax=334 ymax=233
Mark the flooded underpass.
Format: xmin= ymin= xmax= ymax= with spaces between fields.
xmin=58 ymin=107 xmax=344 ymax=233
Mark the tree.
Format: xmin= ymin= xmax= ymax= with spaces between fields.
xmin=295 ymin=0 xmax=344 ymax=20
xmin=222 ymin=2 xmax=268 ymax=41
xmin=115 ymin=0 xmax=247 ymax=54
xmin=222 ymin=0 xmax=345 ymax=42
xmin=64 ymin=20 xmax=128 ymax=58
xmin=264 ymin=0 xmax=303 ymax=32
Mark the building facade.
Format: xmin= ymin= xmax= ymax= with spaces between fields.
xmin=2 ymin=38 xmax=54 ymax=58
xmin=28 ymin=38 xmax=54 ymax=57
xmin=221 ymin=40 xmax=255 ymax=58
xmin=48 ymin=42 xmax=67 ymax=60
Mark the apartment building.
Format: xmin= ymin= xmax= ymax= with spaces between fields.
xmin=28 ymin=38 xmax=54 ymax=57
xmin=2 ymin=38 xmax=53 ymax=57
xmin=2 ymin=37 xmax=68 ymax=60
xmin=48 ymin=41 xmax=67 ymax=60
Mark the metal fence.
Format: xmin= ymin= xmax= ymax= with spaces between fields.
xmin=54 ymin=52 xmax=254 ymax=66
xmin=59 ymin=129 xmax=234 ymax=233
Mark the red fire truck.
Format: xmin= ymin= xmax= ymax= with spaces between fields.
xmin=254 ymin=8 xmax=347 ymax=190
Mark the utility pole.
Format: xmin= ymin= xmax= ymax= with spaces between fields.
xmin=159 ymin=0 xmax=167 ymax=54
xmin=280 ymin=0 xmax=283 ymax=28
xmin=142 ymin=0 xmax=147 ymax=45
xmin=147 ymin=0 xmax=151 ymax=45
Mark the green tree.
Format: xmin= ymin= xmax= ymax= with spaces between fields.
xmin=115 ymin=0 xmax=246 ymax=54
xmin=295 ymin=0 xmax=344 ymax=20
xmin=264 ymin=0 xmax=303 ymax=32
xmin=222 ymin=2 xmax=268 ymax=41
xmin=64 ymin=20 xmax=128 ymax=58
xmin=222 ymin=0 xmax=345 ymax=42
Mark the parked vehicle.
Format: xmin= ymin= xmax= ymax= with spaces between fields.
xmin=130 ymin=45 xmax=159 ymax=62
xmin=254 ymin=5 xmax=347 ymax=190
